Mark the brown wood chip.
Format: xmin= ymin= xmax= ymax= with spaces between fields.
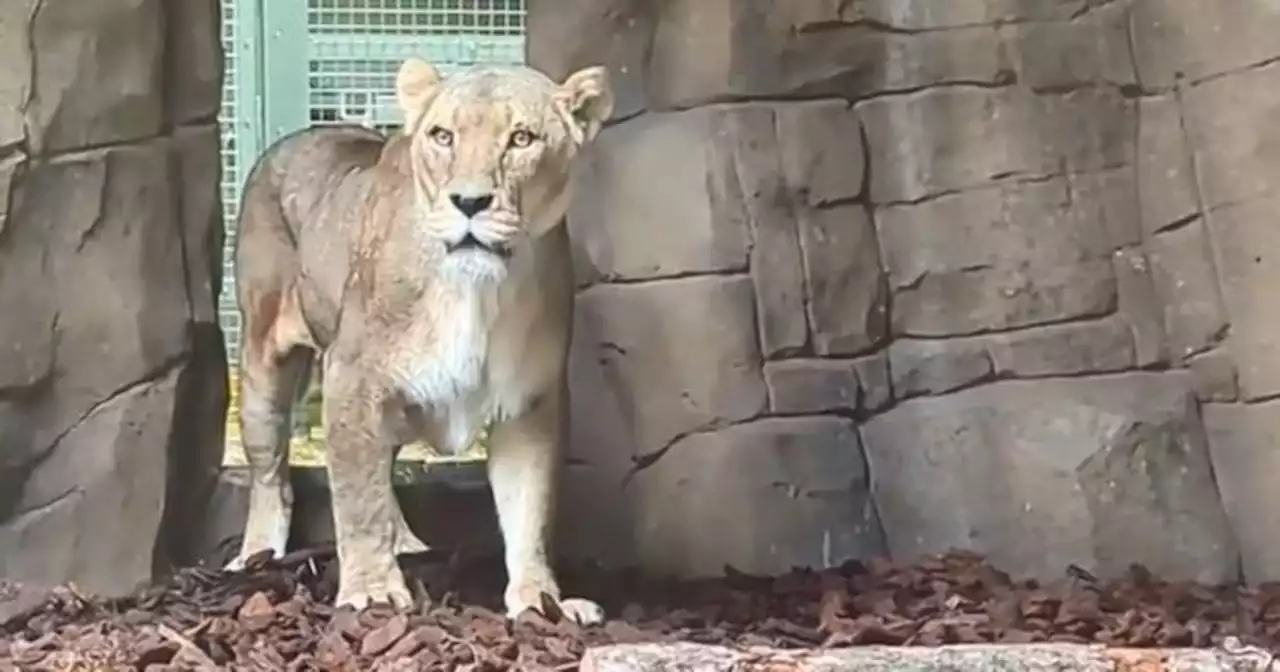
xmin=1 ymin=550 xmax=1278 ymax=669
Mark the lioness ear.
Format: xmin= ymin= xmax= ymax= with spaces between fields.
xmin=554 ymin=65 xmax=615 ymax=145
xmin=397 ymin=57 xmax=442 ymax=130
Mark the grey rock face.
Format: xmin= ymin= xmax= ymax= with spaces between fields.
xmin=536 ymin=0 xmax=1279 ymax=584
xmin=0 ymin=0 xmax=226 ymax=596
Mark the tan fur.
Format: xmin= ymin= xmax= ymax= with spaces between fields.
xmin=226 ymin=59 xmax=613 ymax=624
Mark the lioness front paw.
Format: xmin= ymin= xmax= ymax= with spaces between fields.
xmin=505 ymin=580 xmax=604 ymax=625
xmin=334 ymin=567 xmax=415 ymax=611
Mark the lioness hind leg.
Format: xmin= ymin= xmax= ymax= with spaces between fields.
xmin=389 ymin=444 xmax=430 ymax=556
xmin=226 ymin=337 xmax=314 ymax=570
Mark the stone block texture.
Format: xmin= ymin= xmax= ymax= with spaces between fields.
xmin=0 ymin=0 xmax=226 ymax=596
xmin=536 ymin=0 xmax=1280 ymax=583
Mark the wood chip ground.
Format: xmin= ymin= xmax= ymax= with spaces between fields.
xmin=3 ymin=549 xmax=1279 ymax=670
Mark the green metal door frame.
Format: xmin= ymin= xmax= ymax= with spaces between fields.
xmin=219 ymin=0 xmax=529 ymax=462
xmin=219 ymin=0 xmax=266 ymax=364
xmin=219 ymin=0 xmax=528 ymax=365
xmin=262 ymin=0 xmax=312 ymax=144
xmin=230 ymin=0 xmax=264 ymax=204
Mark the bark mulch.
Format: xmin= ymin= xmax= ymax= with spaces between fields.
xmin=2 ymin=548 xmax=1279 ymax=670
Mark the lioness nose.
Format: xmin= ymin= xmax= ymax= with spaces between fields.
xmin=449 ymin=193 xmax=494 ymax=218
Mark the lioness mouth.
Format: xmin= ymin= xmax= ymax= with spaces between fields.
xmin=447 ymin=233 xmax=511 ymax=259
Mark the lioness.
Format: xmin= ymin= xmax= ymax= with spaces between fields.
xmin=225 ymin=58 xmax=613 ymax=625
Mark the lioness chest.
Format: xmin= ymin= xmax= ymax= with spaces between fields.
xmin=379 ymin=284 xmax=548 ymax=454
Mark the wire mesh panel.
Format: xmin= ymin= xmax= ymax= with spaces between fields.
xmin=218 ymin=0 xmax=527 ymax=366
xmin=307 ymin=0 xmax=526 ymax=130
xmin=218 ymin=0 xmax=244 ymax=365
xmin=218 ymin=0 xmax=527 ymax=465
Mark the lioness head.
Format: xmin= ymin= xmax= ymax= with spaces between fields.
xmin=394 ymin=58 xmax=614 ymax=285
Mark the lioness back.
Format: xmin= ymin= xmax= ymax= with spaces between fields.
xmin=234 ymin=124 xmax=394 ymax=352
xmin=240 ymin=124 xmax=386 ymax=242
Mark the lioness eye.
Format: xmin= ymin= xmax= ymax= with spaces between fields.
xmin=509 ymin=130 xmax=534 ymax=148
xmin=428 ymin=126 xmax=453 ymax=147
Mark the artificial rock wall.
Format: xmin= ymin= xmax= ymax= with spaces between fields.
xmin=0 ymin=0 xmax=227 ymax=596
xmin=532 ymin=0 xmax=1280 ymax=584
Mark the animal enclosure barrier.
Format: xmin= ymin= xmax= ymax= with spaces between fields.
xmin=217 ymin=0 xmax=527 ymax=464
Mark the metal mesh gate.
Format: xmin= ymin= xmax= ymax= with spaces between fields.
xmin=217 ymin=0 xmax=527 ymax=463
xmin=218 ymin=0 xmax=526 ymax=366
xmin=308 ymin=0 xmax=525 ymax=130
xmin=218 ymin=0 xmax=247 ymax=363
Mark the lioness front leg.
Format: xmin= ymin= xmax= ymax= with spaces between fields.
xmin=488 ymin=392 xmax=604 ymax=625
xmin=324 ymin=369 xmax=413 ymax=610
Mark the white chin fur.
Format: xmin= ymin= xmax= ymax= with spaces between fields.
xmin=439 ymin=249 xmax=509 ymax=286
